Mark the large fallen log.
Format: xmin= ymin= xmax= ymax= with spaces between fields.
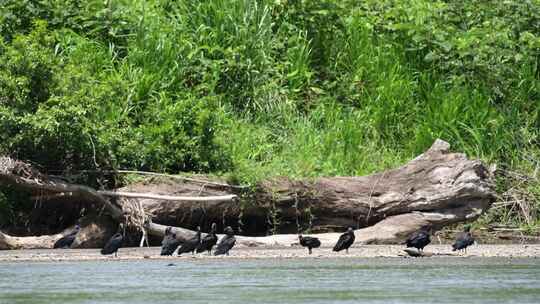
xmin=0 ymin=216 xmax=117 ymax=250
xmin=139 ymin=139 xmax=495 ymax=239
xmin=0 ymin=139 xmax=496 ymax=249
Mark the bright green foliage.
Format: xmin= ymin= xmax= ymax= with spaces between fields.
xmin=0 ymin=0 xmax=539 ymax=227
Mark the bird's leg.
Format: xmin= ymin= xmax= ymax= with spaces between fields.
xmin=308 ymin=248 xmax=312 ymax=255
xmin=346 ymin=248 xmax=349 ymax=254
xmin=226 ymin=252 xmax=229 ymax=256
xmin=114 ymin=252 xmax=118 ymax=258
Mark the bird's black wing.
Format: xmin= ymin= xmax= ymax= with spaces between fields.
xmin=333 ymin=233 xmax=354 ymax=252
xmin=53 ymin=235 xmax=76 ymax=249
xmin=161 ymin=238 xmax=181 ymax=255
xmin=406 ymin=231 xmax=421 ymax=244
xmin=406 ymin=231 xmax=428 ymax=246
xmin=466 ymin=234 xmax=475 ymax=246
xmin=452 ymin=232 xmax=474 ymax=250
xmin=196 ymin=234 xmax=218 ymax=253
xmin=311 ymin=237 xmax=321 ymax=248
xmin=214 ymin=236 xmax=236 ymax=255
xmin=452 ymin=239 xmax=467 ymax=251
xmin=302 ymin=236 xmax=321 ymax=248
xmin=177 ymin=241 xmax=195 ymax=254
xmin=101 ymin=234 xmax=123 ymax=255
xmin=161 ymin=233 xmax=173 ymax=246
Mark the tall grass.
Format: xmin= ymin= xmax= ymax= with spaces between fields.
xmin=0 ymin=0 xmax=538 ymax=228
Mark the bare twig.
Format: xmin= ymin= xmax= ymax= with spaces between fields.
xmin=87 ymin=134 xmax=99 ymax=168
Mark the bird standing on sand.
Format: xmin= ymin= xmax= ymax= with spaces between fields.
xmin=101 ymin=224 xmax=124 ymax=257
xmin=196 ymin=223 xmax=218 ymax=255
xmin=178 ymin=226 xmax=201 ymax=256
xmin=299 ymin=235 xmax=321 ymax=254
xmin=53 ymin=224 xmax=81 ymax=249
xmin=333 ymin=227 xmax=355 ymax=254
xmin=452 ymin=225 xmax=475 ymax=254
xmin=214 ymin=226 xmax=236 ymax=256
xmin=405 ymin=225 xmax=431 ymax=252
xmin=161 ymin=226 xmax=182 ymax=256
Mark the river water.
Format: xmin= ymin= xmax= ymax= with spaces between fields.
xmin=1 ymin=257 xmax=539 ymax=304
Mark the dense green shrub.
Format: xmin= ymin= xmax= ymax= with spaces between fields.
xmin=0 ymin=0 xmax=538 ymax=227
xmin=0 ymin=19 xmax=229 ymax=177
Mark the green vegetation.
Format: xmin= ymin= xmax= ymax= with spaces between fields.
xmin=0 ymin=0 xmax=539 ymax=229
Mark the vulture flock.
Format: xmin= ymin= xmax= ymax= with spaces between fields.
xmin=53 ymin=222 xmax=475 ymax=258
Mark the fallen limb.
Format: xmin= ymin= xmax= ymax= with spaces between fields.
xmin=0 ymin=231 xmax=62 ymax=250
xmin=137 ymin=139 xmax=496 ymax=234
xmin=98 ymin=190 xmax=237 ymax=202
xmin=0 ymin=216 xmax=116 ymax=250
xmin=0 ymin=157 xmax=124 ymax=220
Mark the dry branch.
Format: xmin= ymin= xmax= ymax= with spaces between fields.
xmin=98 ymin=190 xmax=237 ymax=202
xmin=0 ymin=157 xmax=124 ymax=220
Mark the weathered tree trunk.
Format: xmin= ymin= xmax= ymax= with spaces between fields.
xmin=140 ymin=139 xmax=495 ymax=240
xmin=0 ymin=216 xmax=117 ymax=250
xmin=0 ymin=139 xmax=496 ymax=249
xmin=0 ymin=230 xmax=61 ymax=250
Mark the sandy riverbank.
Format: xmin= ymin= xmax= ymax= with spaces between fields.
xmin=1 ymin=244 xmax=539 ymax=262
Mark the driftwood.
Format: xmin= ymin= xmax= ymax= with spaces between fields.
xmin=0 ymin=216 xmax=116 ymax=250
xmin=0 ymin=230 xmax=63 ymax=250
xmin=0 ymin=139 xmax=496 ymax=249
xmin=141 ymin=139 xmax=495 ymax=245
xmin=0 ymin=157 xmax=124 ymax=220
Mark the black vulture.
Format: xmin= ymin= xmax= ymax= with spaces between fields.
xmin=452 ymin=225 xmax=475 ymax=254
xmin=101 ymin=224 xmax=124 ymax=257
xmin=196 ymin=223 xmax=218 ymax=254
xmin=405 ymin=225 xmax=432 ymax=252
xmin=177 ymin=226 xmax=201 ymax=256
xmin=161 ymin=227 xmax=182 ymax=256
xmin=298 ymin=235 xmax=321 ymax=254
xmin=214 ymin=226 xmax=236 ymax=256
xmin=53 ymin=225 xmax=81 ymax=249
xmin=333 ymin=227 xmax=355 ymax=253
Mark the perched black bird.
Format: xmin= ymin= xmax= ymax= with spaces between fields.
xmin=405 ymin=225 xmax=432 ymax=252
xmin=214 ymin=226 xmax=236 ymax=256
xmin=196 ymin=223 xmax=218 ymax=255
xmin=101 ymin=224 xmax=124 ymax=257
xmin=53 ymin=225 xmax=81 ymax=249
xmin=161 ymin=227 xmax=182 ymax=256
xmin=299 ymin=235 xmax=321 ymax=254
xmin=333 ymin=227 xmax=355 ymax=253
xmin=452 ymin=225 xmax=475 ymax=254
xmin=178 ymin=226 xmax=201 ymax=256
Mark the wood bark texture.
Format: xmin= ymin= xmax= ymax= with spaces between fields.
xmin=0 ymin=139 xmax=496 ymax=249
xmin=142 ymin=139 xmax=495 ymax=242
